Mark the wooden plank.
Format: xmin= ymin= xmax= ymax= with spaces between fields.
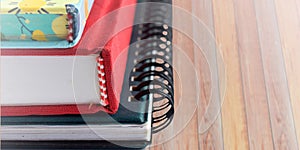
xmin=192 ymin=0 xmax=224 ymax=149
xmin=232 ymin=0 xmax=274 ymax=149
xmin=157 ymin=31 xmax=199 ymax=150
xmin=149 ymin=30 xmax=199 ymax=150
xmin=160 ymin=114 xmax=199 ymax=150
xmin=253 ymin=0 xmax=299 ymax=149
xmin=150 ymin=0 xmax=199 ymax=149
xmin=211 ymin=0 xmax=250 ymax=149
xmin=274 ymin=0 xmax=300 ymax=146
xmin=296 ymin=0 xmax=300 ymax=19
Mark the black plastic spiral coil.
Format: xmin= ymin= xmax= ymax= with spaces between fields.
xmin=129 ymin=0 xmax=174 ymax=133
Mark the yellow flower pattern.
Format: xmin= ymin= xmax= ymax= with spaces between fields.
xmin=0 ymin=0 xmax=92 ymax=43
xmin=1 ymin=0 xmax=80 ymax=14
xmin=32 ymin=30 xmax=47 ymax=41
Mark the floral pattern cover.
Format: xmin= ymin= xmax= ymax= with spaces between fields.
xmin=0 ymin=0 xmax=94 ymax=48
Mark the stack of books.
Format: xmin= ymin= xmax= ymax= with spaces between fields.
xmin=1 ymin=0 xmax=174 ymax=149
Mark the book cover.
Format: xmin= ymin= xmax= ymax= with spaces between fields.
xmin=1 ymin=0 xmax=95 ymax=48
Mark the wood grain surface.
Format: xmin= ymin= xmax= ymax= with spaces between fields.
xmin=212 ymin=0 xmax=249 ymax=149
xmin=149 ymin=0 xmax=300 ymax=149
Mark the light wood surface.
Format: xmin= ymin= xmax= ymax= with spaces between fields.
xmin=149 ymin=0 xmax=300 ymax=149
xmin=212 ymin=0 xmax=249 ymax=149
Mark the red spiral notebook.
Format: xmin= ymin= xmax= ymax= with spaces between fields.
xmin=1 ymin=0 xmax=137 ymax=116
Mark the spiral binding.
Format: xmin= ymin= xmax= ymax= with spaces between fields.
xmin=129 ymin=0 xmax=174 ymax=133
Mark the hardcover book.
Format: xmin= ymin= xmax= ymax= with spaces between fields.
xmin=1 ymin=0 xmax=137 ymax=114
xmin=1 ymin=0 xmax=95 ymax=48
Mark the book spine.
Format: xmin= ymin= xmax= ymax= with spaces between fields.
xmin=66 ymin=4 xmax=79 ymax=43
xmin=97 ymin=56 xmax=109 ymax=106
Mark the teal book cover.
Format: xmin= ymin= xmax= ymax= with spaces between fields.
xmin=0 ymin=0 xmax=94 ymax=48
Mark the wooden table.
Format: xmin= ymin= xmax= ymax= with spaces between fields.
xmin=149 ymin=0 xmax=300 ymax=149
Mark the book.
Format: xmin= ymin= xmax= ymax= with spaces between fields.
xmin=1 ymin=0 xmax=174 ymax=148
xmin=1 ymin=0 xmax=137 ymax=114
xmin=1 ymin=0 xmax=95 ymax=48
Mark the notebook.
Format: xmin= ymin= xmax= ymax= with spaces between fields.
xmin=2 ymin=0 xmax=174 ymax=148
xmin=1 ymin=0 xmax=95 ymax=48
xmin=1 ymin=0 xmax=137 ymax=114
